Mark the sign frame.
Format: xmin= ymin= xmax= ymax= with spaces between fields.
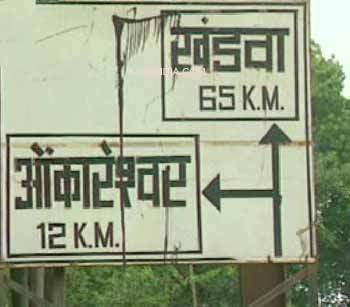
xmin=0 ymin=0 xmax=316 ymax=267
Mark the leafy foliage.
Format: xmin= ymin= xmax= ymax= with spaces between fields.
xmin=64 ymin=42 xmax=350 ymax=307
xmin=314 ymin=45 xmax=350 ymax=305
xmin=66 ymin=265 xmax=240 ymax=307
xmin=291 ymin=43 xmax=350 ymax=307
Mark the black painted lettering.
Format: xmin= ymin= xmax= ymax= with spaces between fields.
xmin=193 ymin=34 xmax=210 ymax=72
xmin=54 ymin=165 xmax=80 ymax=208
xmin=36 ymin=222 xmax=46 ymax=249
xmin=199 ymin=85 xmax=216 ymax=111
xmin=277 ymin=35 xmax=286 ymax=72
xmin=137 ymin=162 xmax=160 ymax=207
xmin=262 ymin=86 xmax=279 ymax=110
xmin=171 ymin=33 xmax=192 ymax=72
xmin=74 ymin=222 xmax=88 ymax=248
xmin=36 ymin=223 xmax=66 ymax=249
xmin=34 ymin=161 xmax=43 ymax=209
xmin=212 ymin=36 xmax=241 ymax=72
xmin=15 ymin=159 xmax=33 ymax=209
xmin=115 ymin=157 xmax=136 ymax=207
xmin=243 ymin=86 xmax=256 ymax=110
xmin=219 ymin=86 xmax=235 ymax=110
xmin=245 ymin=36 xmax=273 ymax=72
xmin=48 ymin=223 xmax=66 ymax=249
xmin=93 ymin=160 xmax=114 ymax=208
xmin=94 ymin=222 xmax=114 ymax=248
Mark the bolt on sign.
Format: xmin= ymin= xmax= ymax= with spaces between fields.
xmin=0 ymin=0 xmax=316 ymax=266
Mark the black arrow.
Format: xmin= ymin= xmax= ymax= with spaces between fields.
xmin=202 ymin=174 xmax=273 ymax=212
xmin=202 ymin=124 xmax=291 ymax=257
xmin=260 ymin=124 xmax=291 ymax=257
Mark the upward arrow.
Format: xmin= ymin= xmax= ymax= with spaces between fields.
xmin=259 ymin=124 xmax=291 ymax=257
xmin=202 ymin=124 xmax=292 ymax=257
xmin=259 ymin=123 xmax=292 ymax=146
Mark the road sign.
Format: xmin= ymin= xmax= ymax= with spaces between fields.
xmin=0 ymin=0 xmax=316 ymax=266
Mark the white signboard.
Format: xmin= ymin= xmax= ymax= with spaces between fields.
xmin=0 ymin=0 xmax=316 ymax=266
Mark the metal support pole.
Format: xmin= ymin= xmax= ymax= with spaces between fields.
xmin=46 ymin=268 xmax=65 ymax=307
xmin=307 ymin=264 xmax=319 ymax=307
xmin=240 ymin=264 xmax=286 ymax=307
xmin=189 ymin=265 xmax=198 ymax=307
xmin=10 ymin=269 xmax=29 ymax=307
xmin=29 ymin=268 xmax=45 ymax=307
xmin=0 ymin=271 xmax=9 ymax=306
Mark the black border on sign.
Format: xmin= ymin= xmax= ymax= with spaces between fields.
xmin=6 ymin=134 xmax=203 ymax=259
xmin=160 ymin=9 xmax=300 ymax=121
xmin=303 ymin=5 xmax=314 ymax=258
xmin=36 ymin=1 xmax=307 ymax=6
xmin=0 ymin=67 xmax=2 ymax=262
xmin=6 ymin=258 xmax=237 ymax=265
xmin=1 ymin=2 xmax=315 ymax=265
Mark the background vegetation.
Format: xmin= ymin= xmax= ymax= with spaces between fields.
xmin=62 ymin=42 xmax=350 ymax=307
xmin=3 ymin=42 xmax=349 ymax=307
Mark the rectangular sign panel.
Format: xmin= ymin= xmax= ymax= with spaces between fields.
xmin=161 ymin=10 xmax=298 ymax=121
xmin=7 ymin=135 xmax=201 ymax=258
xmin=0 ymin=0 xmax=316 ymax=265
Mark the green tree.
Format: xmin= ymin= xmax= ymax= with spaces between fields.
xmin=315 ymin=45 xmax=350 ymax=305
xmin=292 ymin=43 xmax=350 ymax=306
xmin=66 ymin=42 xmax=350 ymax=307
xmin=66 ymin=266 xmax=183 ymax=307
xmin=66 ymin=264 xmax=240 ymax=307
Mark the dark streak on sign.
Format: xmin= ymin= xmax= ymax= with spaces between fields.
xmin=113 ymin=16 xmax=127 ymax=266
xmin=163 ymin=165 xmax=170 ymax=262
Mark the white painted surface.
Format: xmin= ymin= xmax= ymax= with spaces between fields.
xmin=0 ymin=0 xmax=316 ymax=265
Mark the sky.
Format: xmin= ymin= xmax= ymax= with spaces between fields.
xmin=311 ymin=0 xmax=350 ymax=97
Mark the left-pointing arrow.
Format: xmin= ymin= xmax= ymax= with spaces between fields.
xmin=202 ymin=174 xmax=273 ymax=211
xmin=203 ymin=124 xmax=292 ymax=257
